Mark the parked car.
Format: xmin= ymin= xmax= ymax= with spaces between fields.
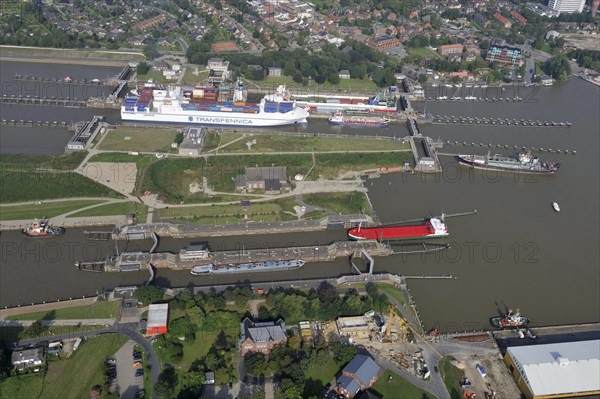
xmin=107 ymin=358 xmax=116 ymax=365
xmin=135 ymin=369 xmax=144 ymax=377
xmin=133 ymin=362 xmax=142 ymax=367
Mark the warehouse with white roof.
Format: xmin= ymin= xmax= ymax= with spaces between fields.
xmin=504 ymin=339 xmax=600 ymax=399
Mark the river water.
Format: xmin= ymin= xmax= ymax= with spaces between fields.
xmin=0 ymin=61 xmax=598 ymax=331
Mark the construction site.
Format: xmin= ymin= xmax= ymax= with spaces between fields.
xmin=321 ymin=301 xmax=522 ymax=399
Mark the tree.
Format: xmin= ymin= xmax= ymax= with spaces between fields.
xmin=293 ymin=70 xmax=303 ymax=83
xmin=287 ymin=334 xmax=301 ymax=352
xmin=258 ymin=305 xmax=271 ymax=320
xmin=137 ymin=61 xmax=150 ymax=75
xmin=134 ymin=285 xmax=164 ymax=305
xmin=244 ymin=352 xmax=267 ymax=376
xmin=155 ymin=365 xmax=178 ymax=399
xmin=314 ymin=74 xmax=326 ymax=84
xmin=544 ymin=55 xmax=571 ymax=80
xmin=327 ymin=72 xmax=340 ymax=85
xmin=143 ymin=45 xmax=159 ymax=60
xmin=22 ymin=320 xmax=46 ymax=338
xmin=331 ymin=342 xmax=357 ymax=366
xmin=418 ymin=74 xmax=428 ymax=84
xmin=187 ymin=306 xmax=205 ymax=328
xmin=317 ymin=282 xmax=337 ymax=303
xmin=169 ymin=317 xmax=195 ymax=341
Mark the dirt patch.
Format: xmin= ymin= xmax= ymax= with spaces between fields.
xmin=454 ymin=353 xmax=521 ymax=399
xmin=81 ymin=162 xmax=137 ymax=194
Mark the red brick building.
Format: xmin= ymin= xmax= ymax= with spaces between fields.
xmin=239 ymin=318 xmax=287 ymax=356
xmin=367 ymin=35 xmax=400 ymax=50
xmin=511 ymin=10 xmax=528 ymax=24
xmin=493 ymin=12 xmax=512 ymax=28
xmin=438 ymin=43 xmax=464 ymax=57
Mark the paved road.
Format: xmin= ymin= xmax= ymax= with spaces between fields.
xmin=370 ymin=352 xmax=438 ymax=398
xmin=0 ymin=319 xmax=114 ymax=327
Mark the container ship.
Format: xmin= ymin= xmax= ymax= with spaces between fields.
xmin=491 ymin=309 xmax=529 ymax=328
xmin=121 ymin=80 xmax=309 ymax=127
xmin=458 ymin=152 xmax=559 ymax=174
xmin=293 ymin=88 xmax=399 ymax=114
xmin=22 ymin=219 xmax=65 ymax=238
xmin=348 ymin=218 xmax=448 ymax=241
xmin=190 ymin=259 xmax=305 ymax=275
xmin=328 ymin=111 xmax=390 ymax=126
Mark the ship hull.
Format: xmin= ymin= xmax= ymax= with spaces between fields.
xmin=191 ymin=260 xmax=305 ymax=275
xmin=490 ymin=317 xmax=530 ymax=328
xmin=121 ymin=110 xmax=308 ymax=127
xmin=458 ymin=158 xmax=558 ymax=174
xmin=348 ymin=232 xmax=448 ymax=241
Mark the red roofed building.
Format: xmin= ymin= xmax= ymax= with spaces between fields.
xmin=511 ymin=10 xmax=527 ymax=24
xmin=493 ymin=12 xmax=512 ymax=28
xmin=438 ymin=43 xmax=464 ymax=56
xmin=147 ymin=303 xmax=169 ymax=335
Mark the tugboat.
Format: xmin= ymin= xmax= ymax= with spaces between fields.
xmin=21 ymin=219 xmax=65 ymax=238
xmin=491 ymin=309 xmax=529 ymax=329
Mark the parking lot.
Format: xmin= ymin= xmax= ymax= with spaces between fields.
xmin=113 ymin=340 xmax=144 ymax=399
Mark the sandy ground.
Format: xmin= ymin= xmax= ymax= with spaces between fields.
xmin=562 ymin=33 xmax=600 ymax=51
xmin=81 ymin=162 xmax=137 ymax=195
xmin=455 ymin=353 xmax=521 ymax=399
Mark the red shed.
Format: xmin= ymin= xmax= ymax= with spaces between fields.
xmin=147 ymin=303 xmax=169 ymax=335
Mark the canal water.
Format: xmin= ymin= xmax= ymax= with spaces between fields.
xmin=0 ymin=61 xmax=598 ymax=331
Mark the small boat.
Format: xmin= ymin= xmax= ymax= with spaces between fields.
xmin=552 ymin=202 xmax=560 ymax=212
xmin=22 ymin=218 xmax=65 ymax=238
xmin=328 ymin=111 xmax=390 ymax=127
xmin=491 ymin=309 xmax=529 ymax=329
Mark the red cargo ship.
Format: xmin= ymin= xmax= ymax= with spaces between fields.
xmin=348 ymin=218 xmax=448 ymax=241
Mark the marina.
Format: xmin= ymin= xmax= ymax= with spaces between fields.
xmin=432 ymin=115 xmax=572 ymax=127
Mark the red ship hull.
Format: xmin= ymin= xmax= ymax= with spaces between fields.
xmin=348 ymin=221 xmax=448 ymax=241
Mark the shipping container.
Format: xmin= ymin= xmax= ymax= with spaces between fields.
xmin=124 ymin=98 xmax=137 ymax=104
xmin=326 ymin=99 xmax=340 ymax=104
xmin=340 ymin=98 xmax=352 ymax=104
xmin=243 ymin=108 xmax=258 ymax=113
xmin=125 ymin=106 xmax=135 ymax=111
xmin=234 ymin=101 xmax=246 ymax=106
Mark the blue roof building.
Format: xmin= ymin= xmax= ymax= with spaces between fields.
xmin=337 ymin=354 xmax=382 ymax=398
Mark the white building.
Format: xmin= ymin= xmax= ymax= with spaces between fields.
xmin=547 ymin=0 xmax=585 ymax=14
xmin=505 ymin=339 xmax=600 ymax=399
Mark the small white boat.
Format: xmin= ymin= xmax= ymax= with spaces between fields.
xmin=552 ymin=202 xmax=560 ymax=212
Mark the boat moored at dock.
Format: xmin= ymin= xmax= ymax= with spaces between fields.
xmin=458 ymin=152 xmax=559 ymax=174
xmin=491 ymin=309 xmax=529 ymax=329
xmin=348 ymin=218 xmax=448 ymax=241
xmin=22 ymin=219 xmax=65 ymax=238
xmin=191 ymin=259 xmax=305 ymax=275
xmin=121 ymin=80 xmax=309 ymax=127
xmin=328 ymin=111 xmax=390 ymax=126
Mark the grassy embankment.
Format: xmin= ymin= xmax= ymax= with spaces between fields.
xmin=219 ymin=134 xmax=410 ymax=153
xmin=6 ymin=301 xmax=120 ymax=321
xmin=141 ymin=153 xmax=410 ymax=204
xmin=98 ymin=126 xmax=179 ymax=153
xmin=257 ymin=76 xmax=378 ymax=91
xmin=371 ymin=370 xmax=434 ymax=399
xmin=39 ymin=334 xmax=128 ymax=399
xmin=0 ymin=373 xmax=45 ymax=399
xmin=440 ymin=356 xmax=466 ymax=399
xmin=67 ymin=201 xmax=148 ymax=223
xmin=0 ymin=200 xmax=105 ymax=221
xmin=0 ymin=45 xmax=144 ymax=65
xmin=0 ymin=325 xmax=106 ymax=343
xmin=0 ymin=153 xmax=122 ymax=203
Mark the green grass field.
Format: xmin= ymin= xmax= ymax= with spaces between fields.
xmin=136 ymin=68 xmax=172 ymax=83
xmin=316 ymin=152 xmax=412 ymax=179
xmin=39 ymin=334 xmax=127 ymax=399
xmin=67 ymin=201 xmax=148 ymax=222
xmin=440 ymin=356 xmax=466 ymax=399
xmin=371 ymin=370 xmax=434 ymax=399
xmin=181 ymin=67 xmax=210 ymax=85
xmin=0 ymin=372 xmax=45 ymax=399
xmin=220 ymin=134 xmax=409 ymax=153
xmin=0 ymin=171 xmax=123 ymax=203
xmin=305 ymin=356 xmax=338 ymax=385
xmin=407 ymin=46 xmax=440 ymax=58
xmin=99 ymin=127 xmax=178 ymax=153
xmin=0 ymin=200 xmax=105 ymax=221
xmin=303 ymin=192 xmax=370 ymax=215
xmin=6 ymin=301 xmax=120 ymax=321
xmin=258 ymin=76 xmax=378 ymax=91
xmin=0 ymin=152 xmax=87 ymax=171
xmin=376 ymin=284 xmax=407 ymax=305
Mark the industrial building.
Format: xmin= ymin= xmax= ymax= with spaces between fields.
xmin=146 ymin=303 xmax=169 ymax=335
xmin=547 ymin=0 xmax=586 ymax=14
xmin=504 ymin=339 xmax=600 ymax=399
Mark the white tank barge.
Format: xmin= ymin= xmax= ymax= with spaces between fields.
xmin=191 ymin=259 xmax=305 ymax=276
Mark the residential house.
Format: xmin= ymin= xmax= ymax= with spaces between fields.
xmin=235 ymin=166 xmax=289 ymax=194
xmin=338 ymin=70 xmax=351 ymax=79
xmin=511 ymin=10 xmax=528 ymax=24
xmin=367 ymin=35 xmax=400 ymax=51
xmin=239 ymin=318 xmax=287 ymax=356
xmin=337 ymin=354 xmax=382 ymax=399
xmin=11 ymin=347 xmax=45 ymax=371
xmin=438 ymin=43 xmax=464 ymax=57
xmin=493 ymin=12 xmax=512 ymax=28
xmin=485 ymin=45 xmax=523 ymax=67
xmin=268 ymin=67 xmax=282 ymax=76
xmin=474 ymin=13 xmax=489 ymax=28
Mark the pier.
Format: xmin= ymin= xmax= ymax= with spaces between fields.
xmin=432 ymin=115 xmax=572 ymax=128
xmin=438 ymin=141 xmax=576 ymax=155
xmin=0 ymin=119 xmax=67 ymax=128
xmin=65 ymin=116 xmax=105 ymax=151
xmin=0 ymin=95 xmax=87 ymax=107
xmin=83 ymin=230 xmax=113 ymax=240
